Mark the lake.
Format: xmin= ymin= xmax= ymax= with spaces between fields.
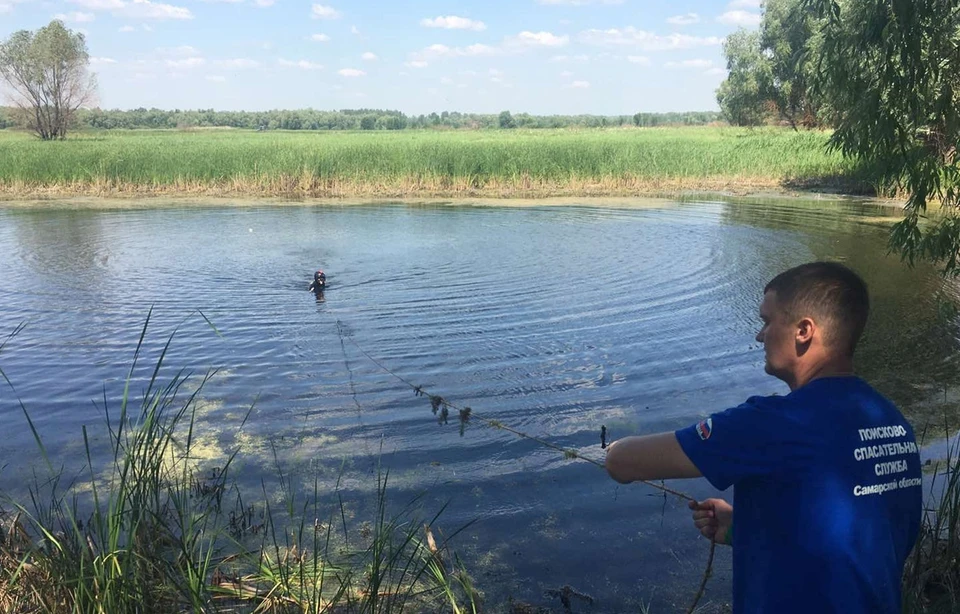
xmin=0 ymin=197 xmax=957 ymax=612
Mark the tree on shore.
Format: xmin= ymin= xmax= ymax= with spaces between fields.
xmin=0 ymin=20 xmax=97 ymax=140
xmin=761 ymin=0 xmax=826 ymax=129
xmin=716 ymin=0 xmax=826 ymax=128
xmin=716 ymin=30 xmax=772 ymax=126
xmin=806 ymin=0 xmax=960 ymax=276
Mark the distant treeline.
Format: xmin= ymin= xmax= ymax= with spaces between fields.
xmin=0 ymin=107 xmax=721 ymax=131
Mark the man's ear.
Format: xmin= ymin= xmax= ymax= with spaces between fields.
xmin=796 ymin=317 xmax=815 ymax=345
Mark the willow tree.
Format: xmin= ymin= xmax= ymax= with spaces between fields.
xmin=762 ymin=0 xmax=827 ymax=128
xmin=0 ymin=20 xmax=97 ymax=140
xmin=716 ymin=30 xmax=773 ymax=126
xmin=806 ymin=0 xmax=960 ymax=274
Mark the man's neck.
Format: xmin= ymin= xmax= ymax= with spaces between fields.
xmin=787 ymin=356 xmax=856 ymax=391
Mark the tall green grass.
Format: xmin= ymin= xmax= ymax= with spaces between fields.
xmin=0 ymin=127 xmax=859 ymax=197
xmin=903 ymin=425 xmax=960 ymax=613
xmin=0 ymin=319 xmax=477 ymax=614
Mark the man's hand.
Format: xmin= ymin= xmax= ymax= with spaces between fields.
xmin=688 ymin=498 xmax=733 ymax=545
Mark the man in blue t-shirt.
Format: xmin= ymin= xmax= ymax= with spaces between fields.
xmin=605 ymin=261 xmax=922 ymax=613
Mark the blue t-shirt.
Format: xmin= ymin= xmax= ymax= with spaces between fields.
xmin=675 ymin=376 xmax=921 ymax=614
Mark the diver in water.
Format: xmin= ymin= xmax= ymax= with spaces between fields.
xmin=308 ymin=270 xmax=326 ymax=292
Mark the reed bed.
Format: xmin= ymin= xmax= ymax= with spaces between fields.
xmin=0 ymin=318 xmax=477 ymax=614
xmin=903 ymin=423 xmax=960 ymax=613
xmin=0 ymin=127 xmax=860 ymax=199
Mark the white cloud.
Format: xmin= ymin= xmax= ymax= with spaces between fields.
xmin=421 ymin=43 xmax=451 ymax=56
xmin=90 ymin=56 xmax=117 ymax=64
xmin=463 ymin=43 xmax=498 ymax=55
xmin=206 ymin=75 xmax=226 ymax=82
xmin=667 ymin=12 xmax=699 ymax=25
xmin=509 ymin=31 xmax=569 ymax=47
xmin=568 ymin=80 xmax=590 ymax=88
xmin=215 ymin=58 xmax=261 ymax=68
xmin=627 ymin=55 xmax=650 ymax=65
xmin=118 ymin=24 xmax=135 ymax=31
xmin=411 ymin=30 xmax=567 ymax=65
xmin=350 ymin=25 xmax=360 ymax=35
xmin=70 ymin=0 xmax=123 ymax=9
xmin=0 ymin=4 xmax=11 ymax=13
xmin=310 ymin=33 xmax=330 ymax=42
xmin=310 ymin=4 xmax=339 ymax=19
xmin=411 ymin=43 xmax=494 ymax=61
xmin=55 ymin=11 xmax=95 ymax=21
xmin=578 ymin=27 xmax=723 ymax=50
xmin=549 ymin=54 xmax=589 ymax=63
xmin=489 ymin=68 xmax=503 ymax=76
xmin=157 ymin=45 xmax=200 ymax=56
xmin=405 ymin=60 xmax=428 ymax=68
xmin=70 ymin=0 xmax=192 ymax=19
xmin=717 ymin=10 xmax=761 ymax=26
xmin=559 ymin=70 xmax=573 ymax=77
xmin=338 ymin=68 xmax=365 ymax=77
xmin=126 ymin=0 xmax=191 ymax=19
xmin=279 ymin=58 xmax=323 ymax=69
xmin=537 ymin=0 xmax=622 ymax=4
xmin=728 ymin=0 xmax=760 ymax=7
xmin=666 ymin=58 xmax=714 ymax=68
xmin=252 ymin=0 xmax=274 ymax=6
xmin=361 ymin=52 xmax=377 ymax=61
xmin=420 ymin=16 xmax=486 ymax=31
xmin=705 ymin=67 xmax=727 ymax=76
xmin=165 ymin=57 xmax=205 ymax=68
xmin=440 ymin=77 xmax=454 ymax=84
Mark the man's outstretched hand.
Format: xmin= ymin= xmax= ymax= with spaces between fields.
xmin=689 ymin=498 xmax=733 ymax=545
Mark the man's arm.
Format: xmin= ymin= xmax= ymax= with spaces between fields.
xmin=605 ymin=432 xmax=702 ymax=483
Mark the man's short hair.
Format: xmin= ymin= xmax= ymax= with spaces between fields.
xmin=764 ymin=261 xmax=870 ymax=356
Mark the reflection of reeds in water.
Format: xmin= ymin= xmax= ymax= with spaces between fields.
xmin=0 ymin=318 xmax=477 ymax=614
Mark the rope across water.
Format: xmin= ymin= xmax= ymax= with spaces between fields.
xmin=335 ymin=319 xmax=718 ymax=614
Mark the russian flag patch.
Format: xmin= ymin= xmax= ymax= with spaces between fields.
xmin=696 ymin=418 xmax=713 ymax=441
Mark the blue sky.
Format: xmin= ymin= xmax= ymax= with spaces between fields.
xmin=0 ymin=0 xmax=760 ymax=113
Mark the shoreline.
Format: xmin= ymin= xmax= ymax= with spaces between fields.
xmin=0 ymin=177 xmax=896 ymax=209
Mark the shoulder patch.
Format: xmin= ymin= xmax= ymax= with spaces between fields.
xmin=696 ymin=418 xmax=713 ymax=441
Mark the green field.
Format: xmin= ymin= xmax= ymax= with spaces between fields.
xmin=0 ymin=127 xmax=861 ymax=198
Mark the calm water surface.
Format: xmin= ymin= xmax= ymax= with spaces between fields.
xmin=0 ymin=198 xmax=958 ymax=612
